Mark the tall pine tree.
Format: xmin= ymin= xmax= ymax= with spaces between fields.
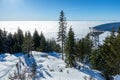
xmin=57 ymin=10 xmax=67 ymax=60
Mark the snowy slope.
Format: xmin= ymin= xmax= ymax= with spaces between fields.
xmin=31 ymin=51 xmax=105 ymax=80
xmin=0 ymin=53 xmax=35 ymax=80
xmin=0 ymin=52 xmax=105 ymax=80
xmin=0 ymin=54 xmax=19 ymax=79
xmin=1 ymin=51 xmax=120 ymax=80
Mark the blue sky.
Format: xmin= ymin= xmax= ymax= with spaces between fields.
xmin=0 ymin=0 xmax=120 ymax=21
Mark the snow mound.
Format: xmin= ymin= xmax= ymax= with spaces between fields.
xmin=4 ymin=54 xmax=18 ymax=61
xmin=114 ymin=75 xmax=120 ymax=80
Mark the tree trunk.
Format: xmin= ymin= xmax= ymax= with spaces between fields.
xmin=105 ymin=74 xmax=112 ymax=80
xmin=62 ymin=41 xmax=64 ymax=60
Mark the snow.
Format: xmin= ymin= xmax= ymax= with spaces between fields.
xmin=114 ymin=75 xmax=120 ymax=80
xmin=0 ymin=51 xmax=118 ymax=80
xmin=31 ymin=51 xmax=105 ymax=80
xmin=0 ymin=54 xmax=19 ymax=79
xmin=0 ymin=51 xmax=106 ymax=80
xmin=0 ymin=21 xmax=119 ymax=80
xmin=99 ymin=31 xmax=111 ymax=44
xmin=0 ymin=53 xmax=35 ymax=80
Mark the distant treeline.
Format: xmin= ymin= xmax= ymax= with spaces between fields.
xmin=0 ymin=28 xmax=61 ymax=54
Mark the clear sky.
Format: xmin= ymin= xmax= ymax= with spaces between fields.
xmin=0 ymin=0 xmax=120 ymax=21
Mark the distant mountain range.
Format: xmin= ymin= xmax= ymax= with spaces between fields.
xmin=93 ymin=22 xmax=120 ymax=32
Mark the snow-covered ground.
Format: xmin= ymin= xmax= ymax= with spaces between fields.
xmin=0 ymin=54 xmax=21 ymax=79
xmin=0 ymin=51 xmax=120 ymax=80
xmin=0 ymin=53 xmax=36 ymax=80
xmin=114 ymin=75 xmax=120 ymax=80
xmin=0 ymin=51 xmax=106 ymax=80
xmin=32 ymin=51 xmax=104 ymax=80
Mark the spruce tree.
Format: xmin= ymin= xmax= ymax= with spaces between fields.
xmin=45 ymin=40 xmax=52 ymax=52
xmin=76 ymin=39 xmax=84 ymax=62
xmin=7 ymin=33 xmax=14 ymax=53
xmin=39 ymin=32 xmax=46 ymax=52
xmin=2 ymin=29 xmax=9 ymax=53
xmin=76 ymin=34 xmax=92 ymax=63
xmin=0 ymin=29 xmax=14 ymax=53
xmin=0 ymin=29 xmax=4 ymax=53
xmin=27 ymin=31 xmax=33 ymax=52
xmin=50 ymin=39 xmax=61 ymax=53
xmin=65 ymin=27 xmax=76 ymax=67
xmin=90 ymin=28 xmax=120 ymax=80
xmin=57 ymin=10 xmax=67 ymax=60
xmin=17 ymin=28 xmax=24 ymax=52
xmin=13 ymin=32 xmax=19 ymax=53
xmin=33 ymin=29 xmax=40 ymax=50
xmin=22 ymin=31 xmax=33 ymax=54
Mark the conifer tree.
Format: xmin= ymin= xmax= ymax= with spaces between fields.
xmin=13 ymin=32 xmax=19 ymax=53
xmin=76 ymin=39 xmax=84 ymax=62
xmin=27 ymin=31 xmax=33 ymax=52
xmin=2 ymin=29 xmax=7 ymax=53
xmin=0 ymin=29 xmax=4 ymax=53
xmin=22 ymin=31 xmax=33 ymax=53
xmin=33 ymin=29 xmax=40 ymax=50
xmin=17 ymin=28 xmax=24 ymax=52
xmin=76 ymin=34 xmax=92 ymax=63
xmin=45 ymin=40 xmax=52 ymax=52
xmin=7 ymin=33 xmax=14 ymax=53
xmin=22 ymin=33 xmax=27 ymax=53
xmin=50 ymin=39 xmax=61 ymax=53
xmin=90 ymin=28 xmax=120 ymax=80
xmin=57 ymin=10 xmax=67 ymax=60
xmin=65 ymin=27 xmax=76 ymax=67
xmin=39 ymin=32 xmax=46 ymax=52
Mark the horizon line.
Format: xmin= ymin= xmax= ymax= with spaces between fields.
xmin=0 ymin=20 xmax=119 ymax=21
